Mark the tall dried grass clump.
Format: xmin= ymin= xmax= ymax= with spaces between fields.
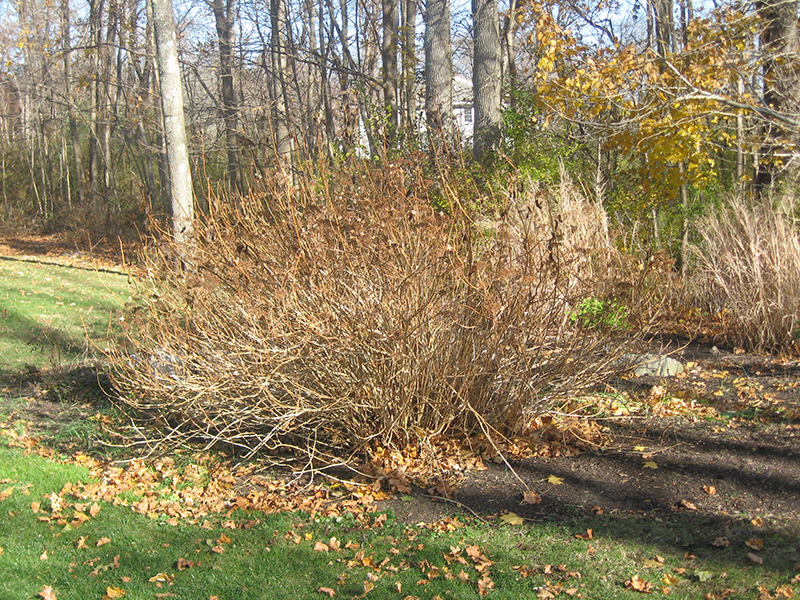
xmin=694 ymin=198 xmax=800 ymax=354
xmin=111 ymin=163 xmax=655 ymax=465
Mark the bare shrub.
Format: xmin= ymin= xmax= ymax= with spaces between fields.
xmin=110 ymin=164 xmax=655 ymax=466
xmin=693 ymin=198 xmax=800 ymax=354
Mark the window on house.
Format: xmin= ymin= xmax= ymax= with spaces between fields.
xmin=464 ymin=107 xmax=472 ymax=123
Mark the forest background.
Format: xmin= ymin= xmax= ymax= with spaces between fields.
xmin=1 ymin=0 xmax=798 ymax=251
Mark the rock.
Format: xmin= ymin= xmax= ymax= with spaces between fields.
xmin=626 ymin=353 xmax=684 ymax=377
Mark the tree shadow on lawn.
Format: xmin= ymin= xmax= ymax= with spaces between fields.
xmin=404 ymin=417 xmax=800 ymax=581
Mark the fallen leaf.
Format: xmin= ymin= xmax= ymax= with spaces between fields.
xmin=96 ymin=537 xmax=111 ymax=547
xmin=575 ymin=529 xmax=593 ymax=540
xmin=591 ymin=505 xmax=604 ymax=515
xmin=746 ymin=538 xmax=764 ymax=551
xmin=176 ymin=558 xmax=194 ymax=570
xmin=643 ymin=559 xmax=663 ymax=568
xmin=634 ymin=446 xmax=647 ymax=452
xmin=314 ymin=541 xmax=330 ymax=552
xmin=103 ymin=586 xmax=125 ymax=598
xmin=38 ymin=586 xmax=57 ymax=600
xmin=548 ymin=475 xmax=564 ymax=485
xmin=522 ymin=490 xmax=542 ymax=505
xmin=477 ymin=575 xmax=495 ymax=597
xmin=328 ymin=537 xmax=341 ymax=551
xmin=703 ymin=485 xmax=717 ymax=496
xmin=500 ymin=512 xmax=524 ymax=525
xmin=679 ymin=499 xmax=698 ymax=510
xmin=90 ymin=503 xmax=101 ymax=517
xmin=625 ymin=575 xmax=653 ymax=593
xmin=696 ymin=570 xmax=714 ymax=582
xmin=317 ymin=588 xmax=335 ymax=597
xmin=217 ymin=533 xmax=231 ymax=544
xmin=0 ymin=487 xmax=14 ymax=501
xmin=776 ymin=584 xmax=794 ymax=598
xmin=643 ymin=461 xmax=658 ymax=469
xmin=748 ymin=553 xmax=764 ymax=565
xmin=40 ymin=549 xmax=48 ymax=560
xmin=31 ymin=501 xmax=41 ymax=513
xmin=360 ymin=580 xmax=374 ymax=597
xmin=712 ymin=537 xmax=731 ymax=548
xmin=210 ymin=545 xmax=224 ymax=554
xmin=662 ymin=574 xmax=677 ymax=585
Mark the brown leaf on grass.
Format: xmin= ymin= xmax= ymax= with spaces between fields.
xmin=575 ymin=529 xmax=593 ymax=540
xmin=776 ymin=585 xmax=794 ymax=598
xmin=591 ymin=505 xmax=604 ymax=515
xmin=96 ymin=537 xmax=111 ymax=547
xmin=38 ymin=586 xmax=57 ymax=600
xmin=358 ymin=580 xmax=374 ymax=598
xmin=176 ymin=558 xmax=194 ymax=570
xmin=328 ymin=537 xmax=341 ymax=551
xmin=217 ymin=533 xmax=231 ymax=544
xmin=752 ymin=517 xmax=764 ymax=527
xmin=535 ymin=588 xmax=555 ymax=599
xmin=40 ymin=549 xmax=48 ymax=560
xmin=679 ymin=499 xmax=698 ymax=511
xmin=712 ymin=537 xmax=731 ymax=548
xmin=703 ymin=485 xmax=717 ymax=496
xmin=148 ymin=573 xmax=173 ymax=586
xmin=210 ymin=545 xmax=224 ymax=554
xmin=0 ymin=487 xmax=14 ymax=501
xmin=31 ymin=501 xmax=40 ymax=513
xmin=317 ymin=587 xmax=335 ymax=597
xmin=89 ymin=502 xmax=101 ymax=517
xmin=477 ymin=575 xmax=495 ymax=597
xmin=314 ymin=541 xmax=330 ymax=552
xmin=746 ymin=538 xmax=765 ymax=551
xmin=522 ymin=490 xmax=542 ymax=505
xmin=625 ymin=575 xmax=654 ymax=593
xmin=103 ymin=586 xmax=125 ymax=599
xmin=749 ymin=553 xmax=764 ymax=565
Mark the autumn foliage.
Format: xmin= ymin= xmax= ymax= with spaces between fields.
xmin=110 ymin=163 xmax=661 ymax=466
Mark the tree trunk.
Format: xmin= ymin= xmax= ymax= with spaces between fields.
xmin=61 ymin=0 xmax=84 ymax=207
xmin=211 ymin=0 xmax=243 ymax=196
xmin=754 ymin=0 xmax=800 ymax=194
xmin=473 ymin=0 xmax=501 ymax=162
xmin=382 ymin=0 xmax=399 ymax=149
xmin=401 ymin=0 xmax=417 ymax=143
xmin=424 ymin=0 xmax=454 ymax=153
xmin=151 ymin=0 xmax=195 ymax=255
xmin=270 ymin=0 xmax=293 ymax=178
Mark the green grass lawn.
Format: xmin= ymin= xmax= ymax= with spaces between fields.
xmin=0 ymin=258 xmax=132 ymax=371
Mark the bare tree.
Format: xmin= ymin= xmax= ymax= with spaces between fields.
xmin=210 ymin=0 xmax=244 ymax=196
xmin=424 ymin=0 xmax=454 ymax=152
xmin=150 ymin=0 xmax=195 ymax=253
xmin=382 ymin=0 xmax=399 ymax=147
xmin=754 ymin=0 xmax=800 ymax=193
xmin=472 ymin=0 xmax=501 ymax=161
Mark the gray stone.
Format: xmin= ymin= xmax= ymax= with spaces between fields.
xmin=625 ymin=353 xmax=684 ymax=377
